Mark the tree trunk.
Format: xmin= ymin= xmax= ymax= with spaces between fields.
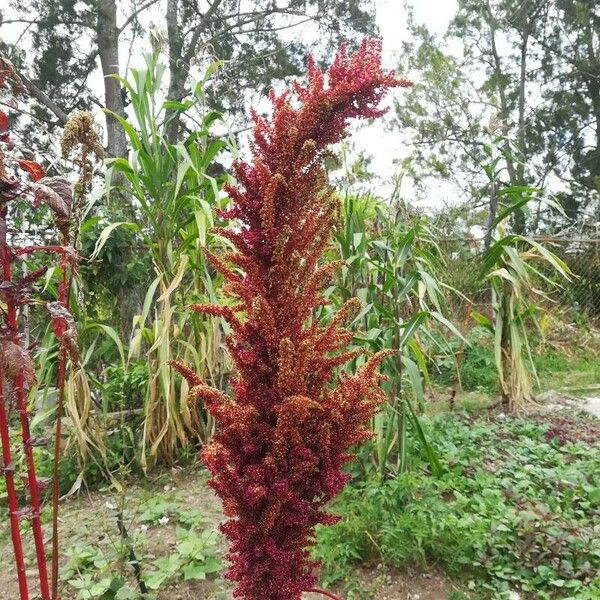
xmin=97 ymin=0 xmax=136 ymax=336
xmin=165 ymin=0 xmax=187 ymax=145
xmin=485 ymin=0 xmax=527 ymax=233
xmin=164 ymin=0 xmax=224 ymax=144
xmin=97 ymin=0 xmax=128 ymax=158
xmin=583 ymin=20 xmax=600 ymax=191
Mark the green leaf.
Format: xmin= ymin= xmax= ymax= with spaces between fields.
xmin=115 ymin=588 xmax=144 ymax=600
xmin=103 ymin=109 xmax=142 ymax=151
xmin=89 ymin=221 xmax=138 ymax=261
xmin=398 ymin=311 xmax=428 ymax=348
xmin=471 ymin=311 xmax=494 ymax=333
xmin=430 ymin=310 xmax=465 ymax=341
xmin=95 ymin=325 xmax=126 ymax=369
xmin=182 ymin=563 xmax=207 ymax=580
xmin=404 ymin=399 xmax=444 ymax=477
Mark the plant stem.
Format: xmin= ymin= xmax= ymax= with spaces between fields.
xmin=114 ymin=507 xmax=148 ymax=594
xmin=0 ymin=373 xmax=30 ymax=600
xmin=50 ymin=255 xmax=69 ymax=600
xmin=50 ymin=348 xmax=64 ymax=600
xmin=306 ymin=588 xmax=344 ymax=600
xmin=2 ymin=241 xmax=51 ymax=600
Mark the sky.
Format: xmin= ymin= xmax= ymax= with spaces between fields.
xmin=356 ymin=0 xmax=458 ymax=206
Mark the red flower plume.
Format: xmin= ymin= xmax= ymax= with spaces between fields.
xmin=174 ymin=39 xmax=411 ymax=600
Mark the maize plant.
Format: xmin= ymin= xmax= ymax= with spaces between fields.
xmin=477 ymin=216 xmax=572 ymax=411
xmin=173 ymin=39 xmax=410 ymax=600
xmin=102 ymin=47 xmax=230 ymax=468
xmin=475 ymin=135 xmax=572 ymax=412
xmin=333 ymin=195 xmax=461 ymax=478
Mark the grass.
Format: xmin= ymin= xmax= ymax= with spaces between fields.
xmin=431 ymin=325 xmax=600 ymax=399
xmin=534 ymin=349 xmax=600 ymax=394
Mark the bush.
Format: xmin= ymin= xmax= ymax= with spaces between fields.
xmin=431 ymin=327 xmax=498 ymax=394
xmin=100 ymin=361 xmax=149 ymax=413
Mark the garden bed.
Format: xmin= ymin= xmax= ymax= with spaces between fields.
xmin=1 ymin=406 xmax=598 ymax=600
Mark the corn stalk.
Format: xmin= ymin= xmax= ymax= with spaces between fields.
xmin=476 ymin=197 xmax=572 ymax=411
xmin=475 ymin=135 xmax=572 ymax=412
xmin=98 ymin=47 xmax=229 ymax=468
xmin=333 ymin=195 xmax=461 ymax=478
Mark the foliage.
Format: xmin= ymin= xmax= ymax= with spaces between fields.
xmin=314 ymin=412 xmax=600 ymax=598
xmin=57 ymin=489 xmax=222 ymax=599
xmin=536 ymin=0 xmax=600 ymax=202
xmin=172 ymin=39 xmax=407 ymax=600
xmin=394 ymin=0 xmax=600 ymax=232
xmin=1 ymin=0 xmax=378 ymax=153
xmin=143 ymin=527 xmax=221 ymax=589
xmin=99 ymin=361 xmax=149 ymax=413
xmin=433 ymin=327 xmax=499 ymax=395
xmin=104 ymin=46 xmax=229 ymax=467
xmin=331 ymin=195 xmax=461 ymax=477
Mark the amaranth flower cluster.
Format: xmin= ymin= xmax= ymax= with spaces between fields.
xmin=173 ymin=38 xmax=411 ymax=600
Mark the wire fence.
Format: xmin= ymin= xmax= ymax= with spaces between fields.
xmin=439 ymin=237 xmax=600 ymax=326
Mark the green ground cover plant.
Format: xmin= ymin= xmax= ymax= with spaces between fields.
xmin=313 ymin=412 xmax=600 ymax=599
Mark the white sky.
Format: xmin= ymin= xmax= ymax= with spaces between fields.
xmin=353 ymin=0 xmax=458 ymax=207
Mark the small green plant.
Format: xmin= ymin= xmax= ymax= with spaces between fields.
xmin=455 ymin=329 xmax=497 ymax=394
xmin=57 ymin=490 xmax=222 ymax=598
xmin=143 ymin=527 xmax=222 ymax=590
xmin=100 ymin=361 xmax=149 ymax=413
xmin=61 ymin=544 xmax=147 ymax=600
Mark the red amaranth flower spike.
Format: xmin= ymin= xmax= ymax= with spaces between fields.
xmin=175 ymin=38 xmax=410 ymax=600
xmin=0 ymin=111 xmax=8 ymax=133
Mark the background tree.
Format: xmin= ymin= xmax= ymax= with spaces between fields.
xmin=1 ymin=0 xmax=377 ymax=156
xmin=0 ymin=0 xmax=377 ymax=336
xmin=394 ymin=0 xmax=600 ymax=237
xmin=531 ymin=0 xmax=600 ymax=227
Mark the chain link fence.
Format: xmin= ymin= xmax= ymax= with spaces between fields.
xmin=439 ymin=237 xmax=600 ymax=326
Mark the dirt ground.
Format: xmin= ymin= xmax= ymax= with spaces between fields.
xmin=0 ymin=469 xmax=463 ymax=600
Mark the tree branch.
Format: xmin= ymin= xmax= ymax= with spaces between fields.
xmin=183 ymin=0 xmax=225 ymax=65
xmin=117 ymin=0 xmax=161 ymax=34
xmin=4 ymin=59 xmax=69 ymax=124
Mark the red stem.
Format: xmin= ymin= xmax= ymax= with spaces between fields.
xmin=2 ymin=242 xmax=51 ymax=600
xmin=0 ymin=373 xmax=30 ymax=600
xmin=50 ymin=256 xmax=68 ymax=600
xmin=306 ymin=589 xmax=344 ymax=600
